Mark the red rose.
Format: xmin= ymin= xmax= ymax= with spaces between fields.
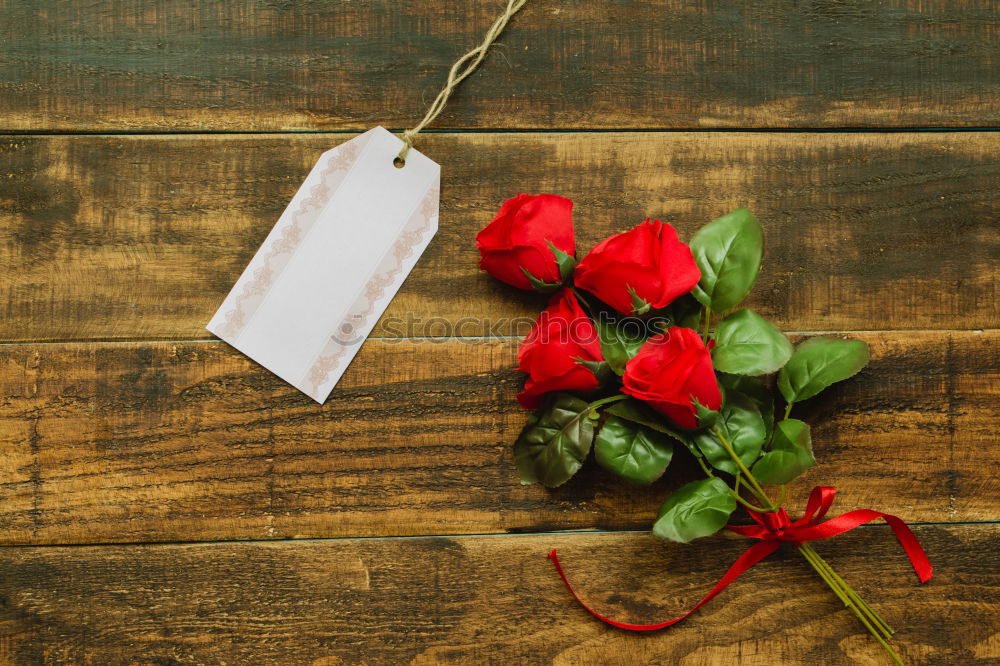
xmin=574 ymin=218 xmax=700 ymax=315
xmin=621 ymin=327 xmax=722 ymax=428
xmin=517 ymin=289 xmax=604 ymax=408
xmin=477 ymin=193 xmax=575 ymax=290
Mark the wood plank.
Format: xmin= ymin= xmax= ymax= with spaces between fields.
xmin=0 ymin=330 xmax=995 ymax=546
xmin=1 ymin=132 xmax=996 ymax=343
xmin=1 ymin=0 xmax=998 ymax=131
xmin=0 ymin=525 xmax=996 ymax=664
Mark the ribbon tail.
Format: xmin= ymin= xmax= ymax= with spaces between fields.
xmin=880 ymin=513 xmax=934 ymax=583
xmin=547 ymin=540 xmax=781 ymax=631
xmin=792 ymin=509 xmax=934 ymax=584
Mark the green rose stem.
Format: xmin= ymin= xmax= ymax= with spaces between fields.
xmin=700 ymin=307 xmax=712 ymax=344
xmin=799 ymin=544 xmax=903 ymax=665
xmin=586 ymin=394 xmax=629 ymax=414
xmin=802 ymin=543 xmax=895 ymax=637
xmin=712 ymin=426 xmax=777 ymax=511
xmin=710 ymin=424 xmax=906 ymax=665
xmin=697 ymin=459 xmax=770 ymax=513
xmin=572 ymin=287 xmax=593 ymax=311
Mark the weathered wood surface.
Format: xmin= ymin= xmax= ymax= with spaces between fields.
xmin=0 ymin=330 xmax=995 ymax=546
xmin=0 ymin=526 xmax=996 ymax=664
xmin=2 ymin=0 xmax=998 ymax=131
xmin=2 ymin=132 xmax=997 ymax=343
xmin=2 ymin=1 xmax=998 ymax=660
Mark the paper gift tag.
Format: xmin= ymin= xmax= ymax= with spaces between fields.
xmin=207 ymin=126 xmax=440 ymax=402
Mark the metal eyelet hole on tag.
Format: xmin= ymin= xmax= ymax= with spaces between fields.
xmin=393 ymin=157 xmax=406 ymax=169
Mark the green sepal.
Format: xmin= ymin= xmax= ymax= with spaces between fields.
xmin=574 ymin=358 xmax=614 ymax=385
xmin=594 ymin=416 xmax=674 ymax=485
xmin=628 ymin=286 xmax=652 ymax=315
xmin=653 ymin=477 xmax=737 ymax=543
xmin=513 ymin=393 xmax=596 ymax=487
xmin=521 ymin=267 xmax=562 ymax=294
xmin=546 ymin=240 xmax=577 ymax=284
xmin=694 ymin=398 xmax=720 ymax=429
xmin=751 ymin=418 xmax=816 ymax=485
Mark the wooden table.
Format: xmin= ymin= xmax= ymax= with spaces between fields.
xmin=1 ymin=2 xmax=997 ymax=663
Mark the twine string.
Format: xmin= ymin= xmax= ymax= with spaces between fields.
xmin=396 ymin=0 xmax=528 ymax=163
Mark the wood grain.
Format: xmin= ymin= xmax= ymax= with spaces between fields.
xmin=2 ymin=1 xmax=996 ymax=660
xmin=1 ymin=132 xmax=997 ymax=343
xmin=0 ymin=525 xmax=996 ymax=664
xmin=0 ymin=330 xmax=995 ymax=546
xmin=1 ymin=0 xmax=998 ymax=131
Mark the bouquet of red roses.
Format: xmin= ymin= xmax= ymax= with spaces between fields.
xmin=476 ymin=193 xmax=932 ymax=665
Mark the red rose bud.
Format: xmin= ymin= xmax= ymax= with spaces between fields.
xmin=517 ymin=289 xmax=605 ymax=408
xmin=574 ymin=218 xmax=700 ymax=315
xmin=476 ymin=193 xmax=576 ymax=292
xmin=621 ymin=327 xmax=722 ymax=429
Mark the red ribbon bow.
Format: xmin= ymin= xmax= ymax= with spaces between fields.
xmin=548 ymin=486 xmax=933 ymax=631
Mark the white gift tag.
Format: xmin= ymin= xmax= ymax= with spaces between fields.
xmin=207 ymin=126 xmax=440 ymax=402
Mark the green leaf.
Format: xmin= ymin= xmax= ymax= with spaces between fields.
xmin=595 ymin=416 xmax=674 ymax=485
xmin=594 ymin=318 xmax=647 ymax=375
xmin=692 ymin=391 xmax=766 ymax=474
xmin=777 ymin=336 xmax=870 ymax=404
xmin=605 ymin=398 xmax=699 ymax=456
xmin=718 ymin=373 xmax=775 ymax=441
xmin=712 ymin=309 xmax=793 ymax=375
xmin=690 ymin=208 xmax=763 ymax=313
xmin=653 ymin=477 xmax=737 ymax=543
xmin=514 ymin=393 xmax=596 ymax=487
xmin=751 ymin=419 xmax=816 ymax=485
xmin=546 ymin=240 xmax=577 ymax=283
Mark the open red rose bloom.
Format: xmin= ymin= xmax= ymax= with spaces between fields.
xmin=476 ymin=194 xmax=930 ymax=666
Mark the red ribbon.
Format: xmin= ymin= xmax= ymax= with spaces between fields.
xmin=548 ymin=486 xmax=932 ymax=631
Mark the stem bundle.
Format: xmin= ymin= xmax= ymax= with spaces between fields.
xmin=712 ymin=425 xmax=906 ymax=664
